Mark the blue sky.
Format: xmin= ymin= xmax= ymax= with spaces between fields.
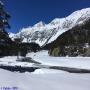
xmin=1 ymin=0 xmax=90 ymax=33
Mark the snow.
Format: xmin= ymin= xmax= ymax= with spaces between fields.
xmin=10 ymin=8 xmax=90 ymax=46
xmin=0 ymin=56 xmax=19 ymax=62
xmin=27 ymin=50 xmax=90 ymax=69
xmin=0 ymin=69 xmax=90 ymax=90
xmin=8 ymin=32 xmax=16 ymax=41
xmin=0 ymin=56 xmax=34 ymax=67
xmin=34 ymin=21 xmax=45 ymax=27
xmin=32 ymin=68 xmax=67 ymax=74
xmin=1 ymin=50 xmax=90 ymax=70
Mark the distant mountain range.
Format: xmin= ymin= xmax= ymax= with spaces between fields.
xmin=9 ymin=8 xmax=90 ymax=46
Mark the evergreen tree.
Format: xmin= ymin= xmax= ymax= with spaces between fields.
xmin=0 ymin=1 xmax=11 ymax=57
xmin=0 ymin=1 xmax=11 ymax=43
xmin=0 ymin=1 xmax=10 ymax=29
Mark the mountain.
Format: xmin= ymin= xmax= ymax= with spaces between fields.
xmin=9 ymin=8 xmax=90 ymax=46
xmin=47 ymin=19 xmax=90 ymax=57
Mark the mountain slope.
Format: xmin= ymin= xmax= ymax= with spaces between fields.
xmin=9 ymin=8 xmax=90 ymax=46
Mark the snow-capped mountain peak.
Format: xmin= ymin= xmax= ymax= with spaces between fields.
xmin=34 ymin=21 xmax=45 ymax=27
xmin=9 ymin=8 xmax=90 ymax=46
xmin=50 ymin=18 xmax=65 ymax=25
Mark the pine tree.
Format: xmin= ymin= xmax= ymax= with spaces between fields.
xmin=0 ymin=1 xmax=10 ymax=29
xmin=0 ymin=1 xmax=11 ymax=43
xmin=0 ymin=1 xmax=11 ymax=57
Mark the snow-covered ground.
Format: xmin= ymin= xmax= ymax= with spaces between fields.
xmin=0 ymin=69 xmax=90 ymax=90
xmin=32 ymin=68 xmax=67 ymax=74
xmin=0 ymin=51 xmax=90 ymax=90
xmin=27 ymin=50 xmax=90 ymax=69
xmin=0 ymin=56 xmax=34 ymax=67
xmin=0 ymin=50 xmax=90 ymax=70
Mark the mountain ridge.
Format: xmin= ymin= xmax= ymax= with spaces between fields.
xmin=9 ymin=8 xmax=90 ymax=46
